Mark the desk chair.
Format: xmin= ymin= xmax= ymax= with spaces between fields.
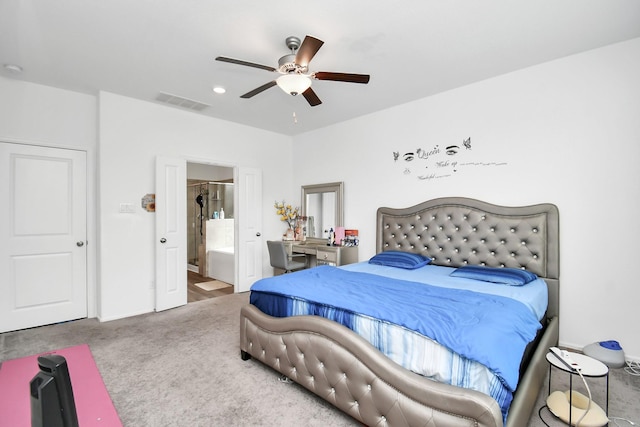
xmin=267 ymin=240 xmax=307 ymax=273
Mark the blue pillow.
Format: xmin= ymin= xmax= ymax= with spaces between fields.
xmin=450 ymin=265 xmax=537 ymax=286
xmin=368 ymin=251 xmax=432 ymax=269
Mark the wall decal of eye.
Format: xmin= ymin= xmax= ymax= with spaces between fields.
xmin=403 ymin=152 xmax=414 ymax=161
xmin=393 ymin=151 xmax=399 ymax=161
xmin=445 ymin=146 xmax=459 ymax=155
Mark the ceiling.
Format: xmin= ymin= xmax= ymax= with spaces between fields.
xmin=2 ymin=1 xmax=640 ymax=136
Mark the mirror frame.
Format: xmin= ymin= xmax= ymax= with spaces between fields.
xmin=301 ymin=182 xmax=344 ymax=233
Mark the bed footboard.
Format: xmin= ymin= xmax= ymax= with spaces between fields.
xmin=240 ymin=304 xmax=503 ymax=427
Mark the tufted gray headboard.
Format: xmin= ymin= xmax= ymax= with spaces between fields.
xmin=376 ymin=197 xmax=559 ymax=319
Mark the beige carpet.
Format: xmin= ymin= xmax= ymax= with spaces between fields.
xmin=1 ymin=293 xmax=638 ymax=426
xmin=194 ymin=280 xmax=232 ymax=291
xmin=0 ymin=293 xmax=357 ymax=426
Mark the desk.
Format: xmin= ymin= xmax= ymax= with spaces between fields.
xmin=284 ymin=241 xmax=358 ymax=268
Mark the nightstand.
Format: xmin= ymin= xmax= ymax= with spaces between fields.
xmin=545 ymin=350 xmax=609 ymax=426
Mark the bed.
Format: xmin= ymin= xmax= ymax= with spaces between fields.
xmin=240 ymin=197 xmax=559 ymax=427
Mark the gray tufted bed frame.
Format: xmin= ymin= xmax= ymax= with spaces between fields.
xmin=240 ymin=197 xmax=559 ymax=427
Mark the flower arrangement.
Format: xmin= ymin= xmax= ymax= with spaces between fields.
xmin=274 ymin=201 xmax=299 ymax=229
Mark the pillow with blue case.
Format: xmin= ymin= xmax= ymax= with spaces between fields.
xmin=368 ymin=251 xmax=432 ymax=269
xmin=449 ymin=265 xmax=537 ymax=286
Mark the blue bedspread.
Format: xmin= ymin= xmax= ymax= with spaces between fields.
xmin=250 ymin=265 xmax=541 ymax=393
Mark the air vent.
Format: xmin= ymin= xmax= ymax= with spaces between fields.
xmin=155 ymin=92 xmax=210 ymax=112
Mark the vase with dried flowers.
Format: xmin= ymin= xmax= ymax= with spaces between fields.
xmin=274 ymin=201 xmax=299 ymax=240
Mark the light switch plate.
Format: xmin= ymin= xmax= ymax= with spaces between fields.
xmin=119 ymin=203 xmax=135 ymax=213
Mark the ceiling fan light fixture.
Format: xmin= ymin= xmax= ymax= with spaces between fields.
xmin=215 ymin=35 xmax=369 ymax=106
xmin=276 ymin=74 xmax=311 ymax=96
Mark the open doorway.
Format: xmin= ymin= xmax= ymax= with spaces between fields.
xmin=186 ymin=162 xmax=234 ymax=303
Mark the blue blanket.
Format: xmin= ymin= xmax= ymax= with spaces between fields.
xmin=250 ymin=265 xmax=541 ymax=392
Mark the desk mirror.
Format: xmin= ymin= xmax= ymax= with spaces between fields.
xmin=301 ymin=182 xmax=343 ymax=239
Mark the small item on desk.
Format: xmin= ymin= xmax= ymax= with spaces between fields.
xmin=213 ymin=211 xmax=219 ymax=219
xmin=284 ymin=228 xmax=294 ymax=240
xmin=334 ymin=227 xmax=345 ymax=246
xmin=219 ymin=208 xmax=224 ymax=219
xmin=344 ymin=229 xmax=359 ymax=246
xmin=295 ymin=216 xmax=307 ymax=241
xmin=327 ymin=227 xmax=334 ymax=246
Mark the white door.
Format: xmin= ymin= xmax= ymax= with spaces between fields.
xmin=236 ymin=167 xmax=263 ymax=292
xmin=0 ymin=143 xmax=87 ymax=333
xmin=155 ymin=156 xmax=187 ymax=311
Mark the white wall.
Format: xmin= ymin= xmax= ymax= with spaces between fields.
xmin=98 ymin=92 xmax=293 ymax=321
xmin=292 ymin=38 xmax=640 ymax=360
xmin=0 ymin=77 xmax=96 ymax=146
xmin=187 ymin=163 xmax=233 ymax=181
xmin=2 ymin=37 xmax=639 ymax=361
xmin=0 ymin=78 xmax=296 ymax=324
xmin=0 ymin=76 xmax=99 ymax=318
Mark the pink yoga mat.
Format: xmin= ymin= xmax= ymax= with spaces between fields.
xmin=0 ymin=344 xmax=122 ymax=426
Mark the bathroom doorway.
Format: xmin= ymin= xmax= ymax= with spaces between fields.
xmin=186 ymin=162 xmax=234 ymax=303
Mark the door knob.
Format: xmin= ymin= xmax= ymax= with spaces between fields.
xmin=76 ymin=241 xmax=84 ymax=247
xmin=160 ymin=238 xmax=167 ymax=243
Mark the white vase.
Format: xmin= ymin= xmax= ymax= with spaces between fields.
xmin=284 ymin=228 xmax=294 ymax=240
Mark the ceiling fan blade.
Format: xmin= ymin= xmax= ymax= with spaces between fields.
xmin=302 ymin=87 xmax=322 ymax=107
xmin=215 ymin=56 xmax=276 ymax=72
xmin=314 ymin=71 xmax=370 ymax=84
xmin=240 ymin=81 xmax=277 ymax=98
xmin=295 ymin=36 xmax=324 ymax=69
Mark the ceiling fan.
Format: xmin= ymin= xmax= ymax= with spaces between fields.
xmin=215 ymin=35 xmax=370 ymax=107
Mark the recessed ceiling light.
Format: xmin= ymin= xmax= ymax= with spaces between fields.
xmin=212 ymin=86 xmax=226 ymax=94
xmin=4 ymin=64 xmax=23 ymax=73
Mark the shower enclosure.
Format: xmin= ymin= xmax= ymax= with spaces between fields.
xmin=187 ymin=181 xmax=234 ymax=268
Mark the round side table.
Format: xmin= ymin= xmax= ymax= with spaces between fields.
xmin=546 ymin=351 xmax=609 ymax=425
